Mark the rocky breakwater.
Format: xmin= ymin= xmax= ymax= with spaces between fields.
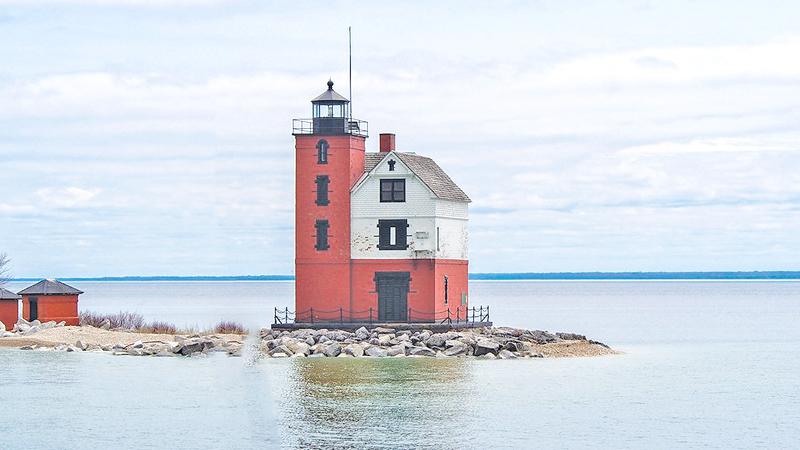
xmin=0 ymin=318 xmax=244 ymax=357
xmin=259 ymin=326 xmax=615 ymax=359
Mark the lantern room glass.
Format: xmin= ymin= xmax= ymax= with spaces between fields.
xmin=313 ymin=102 xmax=348 ymax=119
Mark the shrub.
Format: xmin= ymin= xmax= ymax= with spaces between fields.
xmin=144 ymin=321 xmax=177 ymax=334
xmin=79 ymin=310 xmax=145 ymax=330
xmin=213 ymin=320 xmax=246 ymax=335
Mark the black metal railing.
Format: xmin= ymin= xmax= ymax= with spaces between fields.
xmin=292 ymin=118 xmax=369 ymax=137
xmin=273 ymin=305 xmax=490 ymax=326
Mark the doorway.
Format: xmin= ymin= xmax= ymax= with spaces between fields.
xmin=29 ymin=297 xmax=38 ymax=321
xmin=375 ymin=272 xmax=410 ymax=322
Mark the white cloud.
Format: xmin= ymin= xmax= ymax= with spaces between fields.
xmin=35 ymin=187 xmax=100 ymax=208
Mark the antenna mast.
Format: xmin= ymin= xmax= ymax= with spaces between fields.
xmin=349 ymin=26 xmax=352 ymax=120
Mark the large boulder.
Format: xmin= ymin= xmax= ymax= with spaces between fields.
xmin=443 ymin=343 xmax=469 ymax=357
xmin=503 ymin=340 xmax=524 ymax=352
xmin=386 ymin=345 xmax=406 ymax=357
xmin=286 ymin=341 xmax=311 ymax=356
xmin=0 ymin=321 xmax=5 ymax=333
xmin=474 ymin=339 xmax=500 ymax=356
xmin=526 ymin=330 xmax=558 ymax=344
xmin=325 ymin=330 xmax=352 ymax=342
xmin=556 ymin=332 xmax=586 ymax=341
xmin=344 ymin=343 xmax=365 ymax=357
xmin=16 ymin=322 xmax=31 ymax=333
xmin=364 ymin=346 xmax=388 ymax=357
xmin=372 ymin=327 xmax=395 ymax=334
xmin=99 ymin=318 xmax=111 ymax=330
xmin=377 ymin=334 xmax=394 ymax=346
xmin=354 ymin=327 xmax=370 ymax=340
xmin=425 ymin=332 xmax=458 ymax=348
xmin=408 ymin=346 xmax=436 ymax=357
xmin=180 ymin=339 xmax=208 ymax=356
xmin=498 ymin=349 xmax=517 ymax=359
xmin=322 ymin=342 xmax=342 ymax=357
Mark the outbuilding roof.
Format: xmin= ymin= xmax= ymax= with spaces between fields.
xmin=363 ymin=151 xmax=471 ymax=202
xmin=18 ymin=279 xmax=84 ymax=295
xmin=0 ymin=287 xmax=21 ymax=300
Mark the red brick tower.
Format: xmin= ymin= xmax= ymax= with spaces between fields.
xmin=293 ymin=80 xmax=367 ymax=320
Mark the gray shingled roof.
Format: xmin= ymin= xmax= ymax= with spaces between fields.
xmin=18 ymin=279 xmax=84 ymax=295
xmin=364 ymin=152 xmax=386 ymax=172
xmin=0 ymin=287 xmax=21 ymax=300
xmin=363 ymin=151 xmax=471 ymax=202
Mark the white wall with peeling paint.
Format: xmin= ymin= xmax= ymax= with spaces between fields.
xmin=351 ymin=153 xmax=468 ymax=260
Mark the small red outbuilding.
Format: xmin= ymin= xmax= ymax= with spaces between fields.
xmin=18 ymin=279 xmax=83 ymax=326
xmin=0 ymin=287 xmax=21 ymax=328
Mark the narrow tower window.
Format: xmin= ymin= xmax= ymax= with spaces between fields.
xmin=315 ymin=175 xmax=329 ymax=206
xmin=380 ymin=179 xmax=405 ymax=202
xmin=316 ymin=139 xmax=328 ymax=164
xmin=315 ymin=219 xmax=329 ymax=251
xmin=444 ymin=276 xmax=449 ymax=304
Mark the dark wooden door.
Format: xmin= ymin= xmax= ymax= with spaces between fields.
xmin=29 ymin=297 xmax=38 ymax=321
xmin=375 ymin=272 xmax=410 ymax=322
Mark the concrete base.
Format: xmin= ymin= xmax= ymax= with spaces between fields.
xmin=271 ymin=322 xmax=493 ymax=333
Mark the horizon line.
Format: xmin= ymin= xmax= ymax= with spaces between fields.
xmin=6 ymin=271 xmax=800 ymax=282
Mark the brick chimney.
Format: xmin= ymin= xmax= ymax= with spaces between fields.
xmin=379 ymin=133 xmax=396 ymax=152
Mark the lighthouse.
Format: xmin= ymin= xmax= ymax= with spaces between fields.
xmin=292 ymin=81 xmax=470 ymax=323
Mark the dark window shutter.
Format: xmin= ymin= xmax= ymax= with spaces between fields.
xmin=315 ymin=219 xmax=329 ymax=250
xmin=378 ymin=220 xmax=391 ymax=249
xmin=315 ymin=175 xmax=329 ymax=206
xmin=396 ymin=220 xmax=408 ymax=248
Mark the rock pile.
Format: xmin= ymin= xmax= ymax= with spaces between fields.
xmin=18 ymin=335 xmax=244 ymax=357
xmin=1 ymin=318 xmax=66 ymax=337
xmin=2 ymin=318 xmax=244 ymax=357
xmin=259 ymin=326 xmax=609 ymax=359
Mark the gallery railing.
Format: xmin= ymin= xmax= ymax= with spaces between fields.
xmin=273 ymin=305 xmax=490 ymax=325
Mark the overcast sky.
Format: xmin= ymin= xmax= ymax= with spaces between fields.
xmin=1 ymin=0 xmax=798 ymax=277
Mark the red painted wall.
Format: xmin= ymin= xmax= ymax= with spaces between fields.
xmin=295 ymin=134 xmax=365 ymax=317
xmin=350 ymin=259 xmax=467 ymax=322
xmin=434 ymin=259 xmax=469 ymax=321
xmin=0 ymin=300 xmax=18 ymax=328
xmin=21 ymin=294 xmax=79 ymax=326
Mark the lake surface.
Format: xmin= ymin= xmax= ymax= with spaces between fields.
xmin=1 ymin=280 xmax=798 ymax=449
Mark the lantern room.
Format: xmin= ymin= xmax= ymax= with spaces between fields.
xmin=311 ymin=79 xmax=351 ymax=135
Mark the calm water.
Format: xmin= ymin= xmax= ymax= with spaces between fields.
xmin=1 ymin=280 xmax=798 ymax=449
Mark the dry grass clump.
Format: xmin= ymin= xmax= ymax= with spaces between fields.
xmin=80 ymin=310 xmax=145 ymax=329
xmin=213 ymin=320 xmax=246 ymax=335
xmin=79 ymin=311 xmax=247 ymax=335
xmin=142 ymin=320 xmax=177 ymax=334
